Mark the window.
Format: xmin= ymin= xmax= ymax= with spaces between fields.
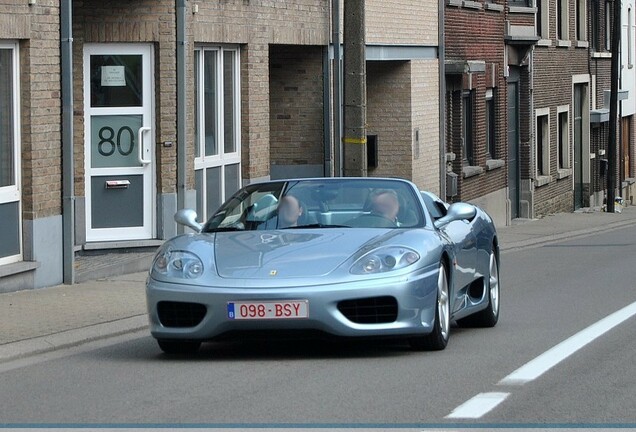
xmin=536 ymin=112 xmax=550 ymax=177
xmin=606 ymin=1 xmax=612 ymax=51
xmin=537 ymin=0 xmax=549 ymax=40
xmin=629 ymin=7 xmax=633 ymax=67
xmin=557 ymin=0 xmax=568 ymax=40
xmin=462 ymin=91 xmax=474 ymax=166
xmin=509 ymin=0 xmax=531 ymax=6
xmin=0 ymin=42 xmax=21 ymax=265
xmin=194 ymin=47 xmax=241 ymax=222
xmin=576 ymin=0 xmax=586 ymax=41
xmin=557 ymin=108 xmax=570 ymax=169
xmin=485 ymin=90 xmax=496 ymax=158
xmin=591 ymin=0 xmax=600 ymax=51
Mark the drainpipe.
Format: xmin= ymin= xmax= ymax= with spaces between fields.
xmin=61 ymin=0 xmax=74 ymax=284
xmin=332 ymin=0 xmax=342 ymax=176
xmin=323 ymin=47 xmax=332 ymax=176
xmin=439 ymin=0 xmax=446 ymax=196
xmin=176 ymin=0 xmax=187 ymax=232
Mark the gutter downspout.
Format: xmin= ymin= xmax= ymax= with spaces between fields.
xmin=176 ymin=0 xmax=187 ymax=233
xmin=332 ymin=0 xmax=343 ymax=176
xmin=323 ymin=47 xmax=332 ymax=176
xmin=61 ymin=0 xmax=74 ymax=284
xmin=439 ymin=0 xmax=446 ymax=196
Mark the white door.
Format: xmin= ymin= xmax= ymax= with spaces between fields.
xmin=84 ymin=44 xmax=154 ymax=242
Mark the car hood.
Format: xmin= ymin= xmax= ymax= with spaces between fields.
xmin=214 ymin=229 xmax=404 ymax=279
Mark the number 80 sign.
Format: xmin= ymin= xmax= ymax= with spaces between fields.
xmin=91 ymin=115 xmax=144 ymax=168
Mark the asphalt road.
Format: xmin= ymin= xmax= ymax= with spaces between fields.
xmin=1 ymin=227 xmax=635 ymax=426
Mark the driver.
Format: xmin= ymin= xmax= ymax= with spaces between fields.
xmin=277 ymin=194 xmax=304 ymax=228
xmin=369 ymin=189 xmax=400 ymax=224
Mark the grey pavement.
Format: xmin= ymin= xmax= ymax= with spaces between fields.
xmin=1 ymin=205 xmax=636 ymax=363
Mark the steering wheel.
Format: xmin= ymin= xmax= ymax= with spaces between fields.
xmin=351 ymin=213 xmax=398 ymax=228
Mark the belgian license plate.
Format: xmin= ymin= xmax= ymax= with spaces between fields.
xmin=227 ymin=300 xmax=309 ymax=320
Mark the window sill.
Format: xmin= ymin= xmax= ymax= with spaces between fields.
xmin=463 ymin=165 xmax=484 ymax=178
xmin=575 ymin=40 xmax=589 ymax=48
xmin=447 ymin=0 xmax=463 ymax=7
xmin=0 ymin=261 xmax=40 ymax=278
xmin=508 ymin=6 xmax=536 ymax=14
xmin=557 ymin=168 xmax=572 ymax=180
xmin=486 ymin=159 xmax=505 ymax=171
xmin=463 ymin=0 xmax=483 ymax=9
xmin=535 ymin=175 xmax=553 ymax=187
xmin=556 ymin=40 xmax=572 ymax=48
xmin=591 ymin=52 xmax=612 ymax=59
xmin=485 ymin=2 xmax=504 ymax=11
xmin=537 ymin=39 xmax=552 ymax=47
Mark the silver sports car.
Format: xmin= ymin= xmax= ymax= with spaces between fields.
xmin=146 ymin=177 xmax=500 ymax=354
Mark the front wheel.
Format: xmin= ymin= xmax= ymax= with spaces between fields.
xmin=409 ymin=262 xmax=450 ymax=351
xmin=157 ymin=339 xmax=202 ymax=355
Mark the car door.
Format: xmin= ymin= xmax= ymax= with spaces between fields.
xmin=422 ymin=192 xmax=477 ymax=293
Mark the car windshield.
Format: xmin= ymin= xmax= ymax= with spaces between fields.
xmin=202 ymin=179 xmax=425 ymax=232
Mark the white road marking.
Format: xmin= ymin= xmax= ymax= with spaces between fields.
xmin=499 ymin=300 xmax=636 ymax=386
xmin=445 ymin=392 xmax=510 ymax=419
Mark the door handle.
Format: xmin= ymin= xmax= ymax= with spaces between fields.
xmin=138 ymin=126 xmax=152 ymax=165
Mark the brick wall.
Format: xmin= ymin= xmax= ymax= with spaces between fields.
xmin=269 ymin=44 xmax=324 ymax=168
xmin=366 ymin=0 xmax=438 ymax=46
xmin=531 ymin=0 xmax=591 ymax=215
xmin=445 ymin=1 xmax=507 ymax=203
xmin=410 ymin=59 xmax=440 ymax=194
xmin=0 ymin=1 xmax=62 ymax=220
xmin=366 ymin=61 xmax=413 ymax=180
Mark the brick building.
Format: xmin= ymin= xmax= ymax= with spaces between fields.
xmin=0 ymin=0 xmax=441 ymax=291
xmin=444 ymin=0 xmax=538 ymax=226
xmin=529 ymin=0 xmax=629 ymax=216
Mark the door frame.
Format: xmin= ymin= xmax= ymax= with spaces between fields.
xmin=83 ymin=43 xmax=156 ymax=242
xmin=0 ymin=41 xmax=22 ymax=265
xmin=507 ymin=79 xmax=521 ymax=219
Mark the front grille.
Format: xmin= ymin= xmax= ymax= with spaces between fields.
xmin=157 ymin=301 xmax=207 ymax=328
xmin=337 ymin=296 xmax=398 ymax=324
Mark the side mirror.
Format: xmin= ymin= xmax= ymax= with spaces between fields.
xmin=434 ymin=202 xmax=477 ymax=229
xmin=174 ymin=208 xmax=203 ymax=233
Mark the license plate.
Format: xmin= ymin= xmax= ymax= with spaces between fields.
xmin=227 ymin=300 xmax=309 ymax=320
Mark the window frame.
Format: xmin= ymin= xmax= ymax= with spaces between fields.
xmin=535 ymin=108 xmax=550 ymax=178
xmin=606 ymin=1 xmax=612 ymax=51
xmin=0 ymin=41 xmax=22 ymax=265
xmin=193 ymin=46 xmax=242 ymax=222
xmin=537 ymin=0 xmax=550 ymax=40
xmin=462 ymin=90 xmax=475 ymax=166
xmin=485 ymin=89 xmax=496 ymax=159
xmin=557 ymin=105 xmax=571 ymax=170
xmin=576 ymin=0 xmax=587 ymax=41
xmin=557 ymin=0 xmax=569 ymax=41
xmin=591 ymin=0 xmax=600 ymax=51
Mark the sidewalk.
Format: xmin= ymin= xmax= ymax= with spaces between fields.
xmin=2 ymin=205 xmax=636 ymax=362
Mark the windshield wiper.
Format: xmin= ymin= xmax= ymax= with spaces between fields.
xmin=284 ymin=223 xmax=351 ymax=229
xmin=206 ymin=226 xmax=244 ymax=233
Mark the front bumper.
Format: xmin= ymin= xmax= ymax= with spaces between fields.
xmin=146 ymin=265 xmax=440 ymax=341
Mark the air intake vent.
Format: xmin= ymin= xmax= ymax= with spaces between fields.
xmin=337 ymin=296 xmax=398 ymax=324
xmin=157 ymin=301 xmax=207 ymax=328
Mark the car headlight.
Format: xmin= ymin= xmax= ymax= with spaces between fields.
xmin=152 ymin=249 xmax=204 ymax=279
xmin=350 ymin=246 xmax=420 ymax=275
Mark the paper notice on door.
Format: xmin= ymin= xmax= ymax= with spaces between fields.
xmin=101 ymin=66 xmax=126 ymax=87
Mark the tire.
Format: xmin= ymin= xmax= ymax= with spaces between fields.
xmin=157 ymin=339 xmax=202 ymax=355
xmin=457 ymin=250 xmax=500 ymax=328
xmin=409 ymin=262 xmax=450 ymax=351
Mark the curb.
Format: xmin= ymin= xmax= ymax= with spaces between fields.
xmin=0 ymin=315 xmax=148 ymax=364
xmin=499 ymin=216 xmax=636 ymax=252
